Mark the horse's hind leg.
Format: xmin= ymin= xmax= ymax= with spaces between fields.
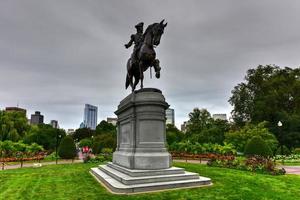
xmin=133 ymin=76 xmax=139 ymax=91
xmin=139 ymin=62 xmax=144 ymax=89
xmin=153 ymin=59 xmax=161 ymax=78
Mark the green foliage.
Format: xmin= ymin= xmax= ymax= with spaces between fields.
xmin=169 ymin=141 xmax=237 ymax=155
xmin=58 ymin=136 xmax=77 ymax=159
xmin=225 ymin=122 xmax=278 ymax=152
xmin=293 ymin=148 xmax=300 ymax=154
xmin=95 ymin=120 xmax=116 ymax=135
xmin=93 ymin=133 xmax=116 ymax=152
xmin=72 ymin=128 xmax=94 ymax=141
xmin=166 ymin=124 xmax=184 ymax=145
xmin=185 ymin=108 xmax=230 ymax=144
xmin=0 ymin=110 xmax=30 ymax=141
xmin=101 ymin=148 xmax=113 ymax=154
xmin=208 ymin=155 xmax=285 ymax=175
xmin=186 ymin=108 xmax=212 ymax=136
xmin=24 ymin=124 xmax=66 ymax=150
xmin=229 ymin=65 xmax=300 ymax=148
xmin=244 ymin=136 xmax=273 ymax=157
xmin=276 ymin=145 xmax=291 ymax=155
xmin=0 ymin=140 xmax=43 ymax=158
xmin=79 ymin=138 xmax=92 ymax=148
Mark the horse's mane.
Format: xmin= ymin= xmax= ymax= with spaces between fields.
xmin=143 ymin=23 xmax=158 ymax=38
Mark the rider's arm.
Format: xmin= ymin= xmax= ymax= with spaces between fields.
xmin=125 ymin=35 xmax=134 ymax=48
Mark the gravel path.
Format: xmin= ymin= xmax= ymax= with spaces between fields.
xmin=1 ymin=159 xmax=83 ymax=170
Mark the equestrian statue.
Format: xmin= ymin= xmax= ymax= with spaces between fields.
xmin=125 ymin=20 xmax=167 ymax=91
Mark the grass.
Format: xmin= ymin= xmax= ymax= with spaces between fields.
xmin=0 ymin=162 xmax=299 ymax=200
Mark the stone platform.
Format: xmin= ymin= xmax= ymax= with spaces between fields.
xmin=91 ymin=88 xmax=211 ymax=194
xmin=91 ymin=162 xmax=211 ymax=194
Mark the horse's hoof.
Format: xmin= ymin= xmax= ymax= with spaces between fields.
xmin=155 ymin=72 xmax=160 ymax=78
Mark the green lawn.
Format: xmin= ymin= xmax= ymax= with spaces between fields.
xmin=0 ymin=162 xmax=299 ymax=200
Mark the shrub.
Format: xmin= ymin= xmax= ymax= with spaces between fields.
xmin=79 ymin=138 xmax=92 ymax=148
xmin=92 ymin=140 xmax=102 ymax=154
xmin=293 ymin=148 xmax=300 ymax=154
xmin=244 ymin=136 xmax=273 ymax=157
xmin=58 ymin=136 xmax=77 ymax=159
xmin=276 ymin=145 xmax=291 ymax=155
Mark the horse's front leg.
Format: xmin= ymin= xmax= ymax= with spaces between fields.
xmin=153 ymin=59 xmax=161 ymax=78
xmin=139 ymin=62 xmax=144 ymax=89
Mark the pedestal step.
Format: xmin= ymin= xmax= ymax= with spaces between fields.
xmin=107 ymin=162 xmax=185 ymax=177
xmin=90 ymin=164 xmax=212 ymax=194
xmin=99 ymin=164 xmax=199 ymax=185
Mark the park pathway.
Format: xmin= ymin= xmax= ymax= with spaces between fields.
xmin=1 ymin=159 xmax=83 ymax=170
xmin=278 ymin=166 xmax=300 ymax=175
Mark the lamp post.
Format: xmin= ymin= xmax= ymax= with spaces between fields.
xmin=277 ymin=121 xmax=283 ymax=155
xmin=55 ymin=133 xmax=62 ymax=164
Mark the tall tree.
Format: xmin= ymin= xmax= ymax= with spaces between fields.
xmin=186 ymin=108 xmax=212 ymax=136
xmin=0 ymin=110 xmax=30 ymax=141
xmin=229 ymin=65 xmax=300 ymax=148
xmin=95 ymin=120 xmax=116 ymax=135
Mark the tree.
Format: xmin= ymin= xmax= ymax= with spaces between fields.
xmin=244 ymin=136 xmax=273 ymax=157
xmin=186 ymin=108 xmax=212 ymax=136
xmin=229 ymin=65 xmax=300 ymax=148
xmin=225 ymin=122 xmax=278 ymax=153
xmin=72 ymin=128 xmax=94 ymax=141
xmin=95 ymin=120 xmax=116 ymax=135
xmin=58 ymin=136 xmax=77 ymax=159
xmin=0 ymin=110 xmax=30 ymax=141
xmin=24 ymin=124 xmax=66 ymax=150
xmin=92 ymin=133 xmax=116 ymax=153
xmin=79 ymin=138 xmax=92 ymax=148
xmin=166 ymin=124 xmax=184 ymax=145
xmin=185 ymin=108 xmax=230 ymax=144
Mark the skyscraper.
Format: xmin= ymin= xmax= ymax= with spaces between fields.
xmin=30 ymin=111 xmax=44 ymax=125
xmin=83 ymin=104 xmax=98 ymax=130
xmin=50 ymin=120 xmax=59 ymax=128
xmin=166 ymin=108 xmax=175 ymax=125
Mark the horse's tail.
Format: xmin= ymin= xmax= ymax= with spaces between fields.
xmin=125 ymin=74 xmax=130 ymax=89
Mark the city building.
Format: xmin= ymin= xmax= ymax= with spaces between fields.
xmin=166 ymin=108 xmax=175 ymax=125
xmin=83 ymin=104 xmax=98 ymax=130
xmin=181 ymin=121 xmax=189 ymax=133
xmin=67 ymin=129 xmax=75 ymax=135
xmin=50 ymin=120 xmax=59 ymax=128
xmin=5 ymin=107 xmax=27 ymax=115
xmin=79 ymin=122 xmax=86 ymax=128
xmin=30 ymin=111 xmax=44 ymax=125
xmin=212 ymin=114 xmax=227 ymax=121
xmin=107 ymin=117 xmax=117 ymax=126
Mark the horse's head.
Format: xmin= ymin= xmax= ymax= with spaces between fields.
xmin=151 ymin=20 xmax=167 ymax=46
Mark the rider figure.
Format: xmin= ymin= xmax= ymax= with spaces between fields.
xmin=124 ymin=22 xmax=144 ymax=66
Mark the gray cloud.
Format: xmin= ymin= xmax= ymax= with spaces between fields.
xmin=1 ymin=0 xmax=300 ymax=129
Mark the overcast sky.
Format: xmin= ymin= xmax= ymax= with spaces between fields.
xmin=1 ymin=0 xmax=300 ymax=129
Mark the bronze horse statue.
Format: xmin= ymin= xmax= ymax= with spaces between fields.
xmin=125 ymin=20 xmax=167 ymax=91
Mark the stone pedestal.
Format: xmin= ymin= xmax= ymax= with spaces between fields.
xmin=91 ymin=88 xmax=211 ymax=194
xmin=113 ymin=88 xmax=171 ymax=170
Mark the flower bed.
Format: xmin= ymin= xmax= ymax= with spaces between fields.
xmin=207 ymin=155 xmax=285 ymax=175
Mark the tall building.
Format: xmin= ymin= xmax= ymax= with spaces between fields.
xmin=67 ymin=129 xmax=75 ymax=135
xmin=50 ymin=120 xmax=59 ymax=128
xmin=5 ymin=107 xmax=26 ymax=115
xmin=166 ymin=108 xmax=175 ymax=125
xmin=83 ymin=104 xmax=98 ymax=130
xmin=181 ymin=121 xmax=189 ymax=133
xmin=212 ymin=114 xmax=227 ymax=121
xmin=30 ymin=111 xmax=44 ymax=125
xmin=107 ymin=117 xmax=117 ymax=126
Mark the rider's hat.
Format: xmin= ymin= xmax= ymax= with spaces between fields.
xmin=135 ymin=22 xmax=144 ymax=29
